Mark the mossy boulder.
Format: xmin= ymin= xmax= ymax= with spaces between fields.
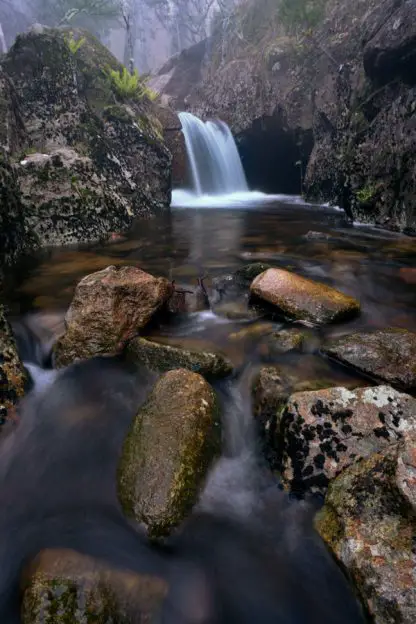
xmin=250 ymin=268 xmax=360 ymax=324
xmin=22 ymin=548 xmax=168 ymax=624
xmin=0 ymin=305 xmax=27 ymax=427
xmin=1 ymin=27 xmax=171 ymax=247
xmin=323 ymin=328 xmax=416 ymax=391
xmin=280 ymin=385 xmax=416 ymax=497
xmin=118 ymin=369 xmax=220 ymax=537
xmin=126 ymin=336 xmax=233 ymax=379
xmin=315 ymin=445 xmax=416 ymax=624
xmin=54 ymin=266 xmax=173 ymax=367
xmin=0 ymin=70 xmax=34 ymax=276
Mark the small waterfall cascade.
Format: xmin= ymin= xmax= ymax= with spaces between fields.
xmin=179 ymin=112 xmax=248 ymax=196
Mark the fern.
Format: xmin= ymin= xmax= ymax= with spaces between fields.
xmin=107 ymin=67 xmax=158 ymax=102
xmin=66 ymin=34 xmax=86 ymax=55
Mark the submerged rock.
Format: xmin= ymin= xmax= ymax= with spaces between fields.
xmin=0 ymin=305 xmax=27 ymax=427
xmin=280 ymin=385 xmax=416 ymax=497
xmin=54 ymin=266 xmax=173 ymax=367
xmin=211 ymin=263 xmax=272 ymax=305
xmin=22 ymin=548 xmax=167 ymax=624
xmin=263 ymin=328 xmax=305 ymax=355
xmin=118 ymin=369 xmax=220 ymax=537
xmin=126 ymin=336 xmax=233 ymax=379
xmin=250 ymin=268 xmax=360 ymax=324
xmin=316 ymin=446 xmax=416 ymax=624
xmin=323 ymin=328 xmax=416 ymax=391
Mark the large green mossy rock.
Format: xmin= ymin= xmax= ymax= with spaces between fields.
xmin=118 ymin=369 xmax=220 ymax=538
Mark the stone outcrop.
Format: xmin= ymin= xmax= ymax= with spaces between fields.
xmin=54 ymin=265 xmax=173 ymax=367
xmin=155 ymin=0 xmax=416 ymax=233
xmin=323 ymin=328 xmax=416 ymax=391
xmin=118 ymin=369 xmax=219 ymax=537
xmin=250 ymin=268 xmax=360 ymax=324
xmin=280 ymin=385 xmax=416 ymax=497
xmin=1 ymin=26 xmax=171 ymax=251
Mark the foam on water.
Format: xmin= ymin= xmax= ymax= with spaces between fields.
xmin=171 ymin=189 xmax=307 ymax=208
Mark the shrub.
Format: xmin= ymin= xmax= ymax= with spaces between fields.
xmin=279 ymin=0 xmax=327 ymax=34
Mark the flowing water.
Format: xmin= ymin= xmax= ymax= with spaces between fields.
xmin=6 ymin=199 xmax=416 ymax=395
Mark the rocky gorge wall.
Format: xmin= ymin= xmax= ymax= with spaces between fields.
xmin=154 ymin=0 xmax=416 ymax=234
xmin=0 ymin=26 xmax=173 ymax=282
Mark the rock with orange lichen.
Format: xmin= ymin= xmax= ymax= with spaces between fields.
xmin=250 ymin=268 xmax=360 ymax=324
xmin=0 ymin=304 xmax=27 ymax=427
xmin=22 ymin=548 xmax=168 ymax=623
xmin=54 ymin=266 xmax=173 ymax=367
xmin=315 ymin=445 xmax=416 ymax=624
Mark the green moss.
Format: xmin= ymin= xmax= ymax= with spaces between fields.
xmin=118 ymin=370 xmax=221 ymax=538
xmin=355 ymin=184 xmax=377 ymax=204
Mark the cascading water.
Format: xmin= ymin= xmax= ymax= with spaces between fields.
xmin=171 ymin=112 xmax=299 ymax=207
xmin=178 ymin=112 xmax=248 ymax=195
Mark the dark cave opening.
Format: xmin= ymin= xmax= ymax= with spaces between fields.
xmin=236 ymin=115 xmax=314 ymax=195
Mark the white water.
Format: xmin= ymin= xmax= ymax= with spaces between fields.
xmin=178 ymin=111 xmax=248 ymax=196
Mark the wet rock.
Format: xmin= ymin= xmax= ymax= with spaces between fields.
xmin=323 ymin=328 xmax=416 ymax=391
xmin=54 ymin=266 xmax=173 ymax=367
xmin=2 ymin=28 xmax=171 ymax=247
xmin=252 ymin=366 xmax=291 ymax=469
xmin=155 ymin=104 xmax=188 ymax=188
xmin=211 ymin=263 xmax=272 ymax=304
xmin=250 ymin=268 xmax=360 ymax=324
xmin=126 ymin=336 xmax=233 ymax=379
xmin=118 ymin=369 xmax=220 ymax=537
xmin=0 ymin=305 xmax=27 ymax=427
xmin=280 ymin=385 xmax=416 ymax=497
xmin=22 ymin=548 xmax=167 ymax=624
xmin=263 ymin=328 xmax=305 ymax=355
xmin=316 ymin=446 xmax=416 ymax=624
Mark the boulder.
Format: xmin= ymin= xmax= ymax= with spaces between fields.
xmin=0 ymin=305 xmax=27 ymax=427
xmin=54 ymin=266 xmax=173 ymax=367
xmin=280 ymin=385 xmax=416 ymax=497
xmin=316 ymin=446 xmax=416 ymax=624
xmin=2 ymin=28 xmax=171 ymax=247
xmin=118 ymin=369 xmax=220 ymax=537
xmin=126 ymin=336 xmax=233 ymax=379
xmin=0 ymin=70 xmax=34 ymax=276
xmin=323 ymin=328 xmax=416 ymax=391
xmin=22 ymin=548 xmax=167 ymax=624
xmin=250 ymin=268 xmax=360 ymax=324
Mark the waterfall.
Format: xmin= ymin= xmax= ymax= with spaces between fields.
xmin=179 ymin=112 xmax=248 ymax=196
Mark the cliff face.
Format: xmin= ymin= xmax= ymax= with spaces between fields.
xmin=0 ymin=26 xmax=172 ymax=265
xmin=155 ymin=0 xmax=416 ymax=234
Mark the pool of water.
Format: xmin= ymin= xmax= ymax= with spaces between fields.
xmin=6 ymin=199 xmax=416 ymax=390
